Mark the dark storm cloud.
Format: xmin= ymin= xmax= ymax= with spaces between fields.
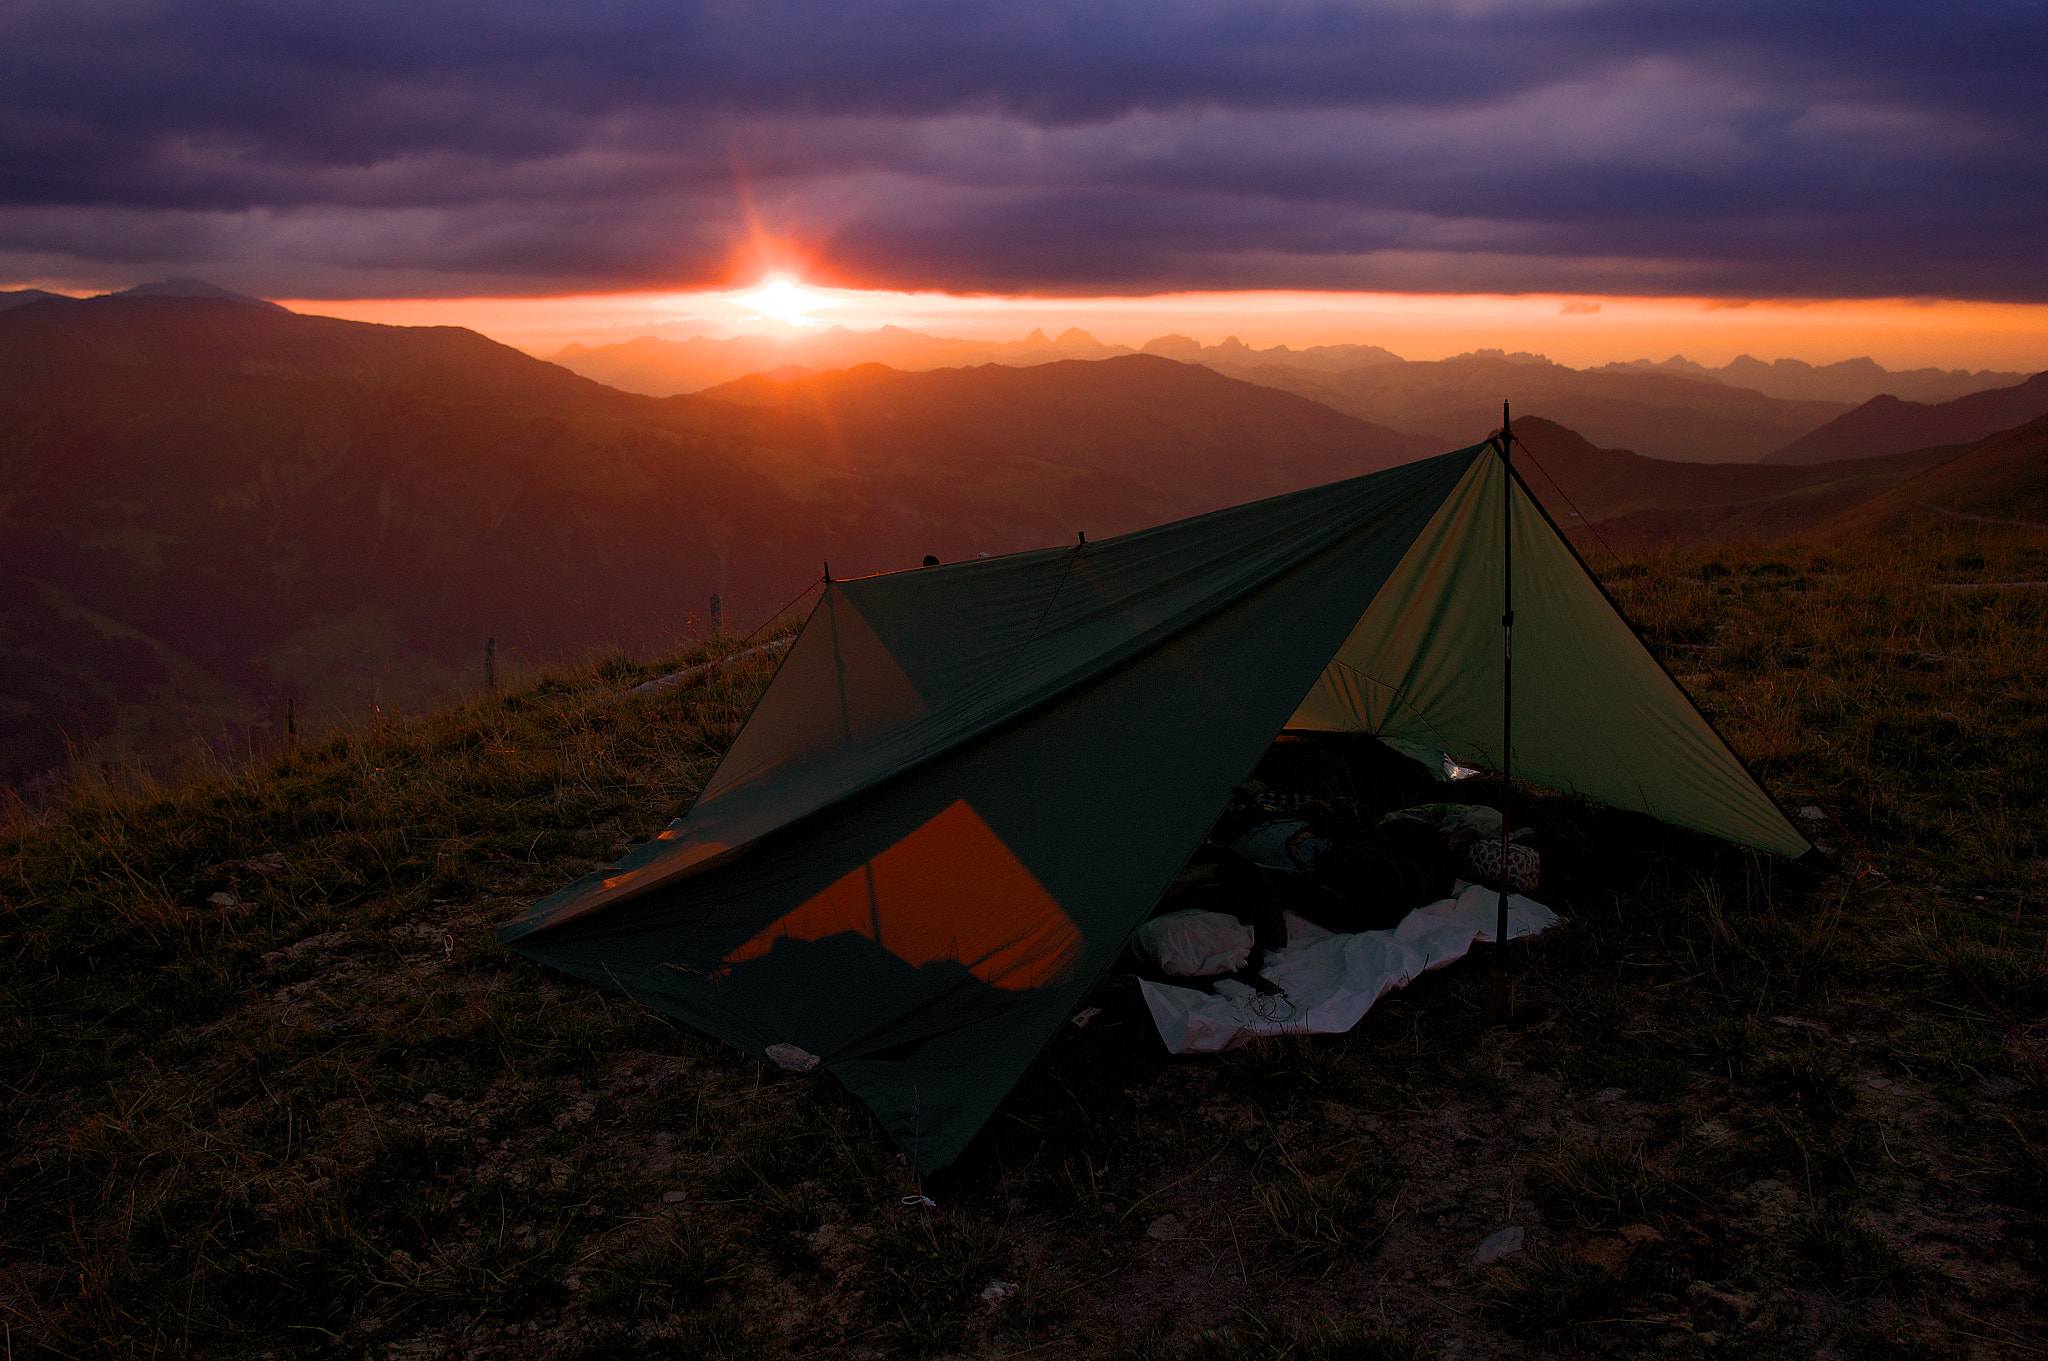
xmin=3 ymin=0 xmax=2042 ymax=298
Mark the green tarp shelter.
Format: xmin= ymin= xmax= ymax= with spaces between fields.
xmin=501 ymin=440 xmax=1807 ymax=1172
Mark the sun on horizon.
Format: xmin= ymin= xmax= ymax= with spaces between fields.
xmin=728 ymin=278 xmax=846 ymax=327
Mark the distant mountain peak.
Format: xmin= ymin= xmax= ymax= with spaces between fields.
xmin=1604 ymin=351 xmax=2026 ymax=404
xmin=1141 ymin=334 xmax=1203 ymax=360
xmin=1764 ymin=370 xmax=2048 ymax=465
xmin=111 ymin=278 xmax=287 ymax=310
xmin=1618 ymin=354 xmax=1716 ymax=379
xmin=0 ymin=287 xmax=63 ymax=313
xmin=1453 ymin=348 xmax=1556 ymax=366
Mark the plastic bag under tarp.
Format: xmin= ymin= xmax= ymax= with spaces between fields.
xmin=1130 ymin=909 xmax=1256 ymax=977
xmin=1229 ymin=819 xmax=1332 ymax=873
xmin=1138 ymin=883 xmax=1557 ymax=1053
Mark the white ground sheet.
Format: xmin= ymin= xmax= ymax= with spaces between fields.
xmin=1138 ymin=882 xmax=1558 ymax=1054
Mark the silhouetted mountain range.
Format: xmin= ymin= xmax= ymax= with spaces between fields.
xmin=1763 ymin=372 xmax=2048 ymax=465
xmin=1507 ymin=419 xmax=1963 ymax=546
xmin=0 ymin=295 xmax=1433 ymax=778
xmin=1135 ymin=334 xmax=1406 ymax=372
xmin=6 ymin=284 xmax=2041 ymax=783
xmin=553 ymin=327 xmax=2027 ymax=464
xmin=552 ymin=325 xmax=1129 ymax=394
xmin=0 ymin=288 xmax=64 ymax=312
xmin=110 ymin=277 xmax=290 ymax=310
xmin=548 ymin=327 xmax=1413 ymax=396
xmin=555 ymin=326 xmax=2016 ymax=407
xmin=1210 ymin=355 xmax=1850 ymax=463
xmin=1602 ymin=353 xmax=2028 ymax=404
xmin=694 ymin=357 xmax=1438 ymax=512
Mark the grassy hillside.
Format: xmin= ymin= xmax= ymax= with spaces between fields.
xmin=1822 ymin=413 xmax=2048 ymax=536
xmin=3 ymin=530 xmax=2045 ymax=1359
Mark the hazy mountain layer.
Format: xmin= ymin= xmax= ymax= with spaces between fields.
xmin=1601 ymin=354 xmax=2028 ymax=405
xmin=8 ymin=289 xmax=2032 ymax=781
xmin=1208 ymin=355 xmax=1851 ymax=463
xmin=553 ymin=323 xmax=2017 ymax=413
xmin=0 ymin=299 xmax=1435 ymax=779
xmin=548 ymin=327 xmax=1410 ymax=397
xmin=1137 ymin=334 xmax=1405 ymax=372
xmin=1506 ymin=418 xmax=1963 ymax=547
xmin=1763 ymin=372 xmax=2048 ymax=465
xmin=550 ymin=325 xmax=1130 ymax=395
xmin=694 ymin=356 xmax=1440 ymax=512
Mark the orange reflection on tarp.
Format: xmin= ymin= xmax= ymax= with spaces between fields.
xmin=722 ymin=799 xmax=1083 ymax=990
xmin=598 ymin=838 xmax=732 ymax=892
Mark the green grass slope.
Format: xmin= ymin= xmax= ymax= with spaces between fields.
xmin=1822 ymin=412 xmax=2048 ymax=535
xmin=3 ymin=529 xmax=2045 ymax=1359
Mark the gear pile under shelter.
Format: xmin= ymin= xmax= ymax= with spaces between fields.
xmin=500 ymin=440 xmax=1808 ymax=1173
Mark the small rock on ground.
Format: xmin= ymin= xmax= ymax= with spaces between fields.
xmin=1473 ymin=1225 xmax=1525 ymax=1265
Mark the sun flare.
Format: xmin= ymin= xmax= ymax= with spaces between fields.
xmin=730 ymin=278 xmax=843 ymax=326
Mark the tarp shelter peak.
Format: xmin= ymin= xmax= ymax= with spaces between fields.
xmin=501 ymin=441 xmax=1806 ymax=1172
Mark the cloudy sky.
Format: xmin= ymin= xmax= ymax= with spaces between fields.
xmin=5 ymin=2 xmax=2043 ymax=319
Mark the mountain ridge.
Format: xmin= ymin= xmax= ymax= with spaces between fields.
xmin=693 ymin=355 xmax=1441 ymax=511
xmin=1505 ymin=417 xmax=1963 ymax=546
xmin=7 ymin=290 xmax=2040 ymax=782
xmin=557 ymin=330 xmax=1953 ymax=464
xmin=0 ymin=299 xmax=1440 ymax=779
xmin=1601 ymin=352 xmax=2028 ymax=404
xmin=1763 ymin=372 xmax=2048 ymax=465
xmin=550 ymin=322 xmax=2029 ymax=429
xmin=1817 ymin=413 xmax=2048 ymax=534
xmin=1211 ymin=355 xmax=1851 ymax=463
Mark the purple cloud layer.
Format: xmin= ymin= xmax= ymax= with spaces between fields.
xmin=3 ymin=1 xmax=2042 ymax=298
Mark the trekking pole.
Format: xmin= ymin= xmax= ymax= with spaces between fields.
xmin=1487 ymin=399 xmax=1515 ymax=1022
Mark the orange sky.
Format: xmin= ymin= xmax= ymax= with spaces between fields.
xmin=276 ymin=284 xmax=2048 ymax=374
